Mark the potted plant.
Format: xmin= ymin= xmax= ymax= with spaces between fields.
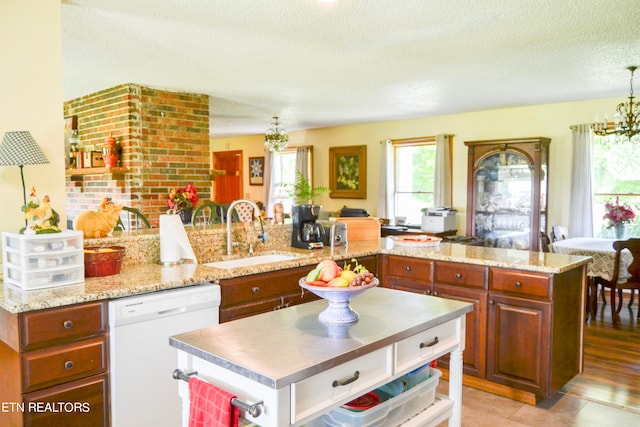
xmin=288 ymin=170 xmax=330 ymax=205
xmin=167 ymin=184 xmax=199 ymax=224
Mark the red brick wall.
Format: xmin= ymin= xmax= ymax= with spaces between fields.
xmin=64 ymin=83 xmax=210 ymax=227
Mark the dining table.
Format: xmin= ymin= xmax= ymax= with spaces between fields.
xmin=551 ymin=237 xmax=632 ymax=319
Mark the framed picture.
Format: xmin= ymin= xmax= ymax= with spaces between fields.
xmin=249 ymin=156 xmax=264 ymax=186
xmin=329 ymin=145 xmax=366 ymax=199
xmin=64 ymin=115 xmax=77 ymax=132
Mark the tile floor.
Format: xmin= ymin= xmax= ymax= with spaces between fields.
xmin=436 ymin=380 xmax=640 ymax=426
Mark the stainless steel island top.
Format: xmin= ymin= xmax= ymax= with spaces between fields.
xmin=169 ymin=287 xmax=472 ymax=389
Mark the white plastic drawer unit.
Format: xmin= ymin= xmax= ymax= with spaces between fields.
xmin=2 ymin=230 xmax=84 ymax=290
xmin=291 ymin=345 xmax=393 ymax=424
xmin=394 ymin=318 xmax=460 ymax=374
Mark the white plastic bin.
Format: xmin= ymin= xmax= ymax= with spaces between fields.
xmin=2 ymin=230 xmax=84 ymax=289
xmin=322 ymin=368 xmax=441 ymax=427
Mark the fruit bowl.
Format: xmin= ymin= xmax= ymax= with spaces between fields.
xmin=299 ymin=277 xmax=379 ymax=324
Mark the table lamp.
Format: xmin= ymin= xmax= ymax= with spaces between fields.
xmin=0 ymin=131 xmax=50 ymax=226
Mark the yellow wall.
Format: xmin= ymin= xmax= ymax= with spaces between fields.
xmin=213 ymin=98 xmax=616 ymax=234
xmin=0 ymin=0 xmax=65 ymax=233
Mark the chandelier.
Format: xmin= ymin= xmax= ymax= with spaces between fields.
xmin=264 ymin=116 xmax=289 ymax=152
xmin=592 ymin=66 xmax=640 ymax=143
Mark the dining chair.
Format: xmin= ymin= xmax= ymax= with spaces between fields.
xmin=115 ymin=206 xmax=150 ymax=231
xmin=191 ymin=202 xmax=233 ymax=225
xmin=592 ymin=238 xmax=640 ymax=327
xmin=551 ymin=225 xmax=568 ymax=242
xmin=539 ymin=231 xmax=551 ymax=252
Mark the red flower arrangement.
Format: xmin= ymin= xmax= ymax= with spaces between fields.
xmin=603 ymin=197 xmax=635 ymax=228
xmin=167 ymin=184 xmax=199 ymax=212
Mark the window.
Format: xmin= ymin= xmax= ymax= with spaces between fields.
xmin=592 ymin=136 xmax=640 ymax=237
xmin=268 ymin=147 xmax=314 ymax=214
xmin=270 ymin=148 xmax=297 ymax=213
xmin=393 ymin=138 xmax=437 ymax=225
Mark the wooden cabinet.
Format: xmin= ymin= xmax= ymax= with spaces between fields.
xmin=487 ymin=266 xmax=583 ymax=399
xmin=379 ymin=254 xmax=584 ymax=403
xmin=0 ymin=301 xmax=109 ymax=427
xmin=219 ymin=255 xmax=378 ymax=322
xmin=465 ymin=137 xmax=550 ymax=251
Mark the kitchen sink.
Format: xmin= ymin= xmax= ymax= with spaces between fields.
xmin=202 ymin=253 xmax=303 ymax=270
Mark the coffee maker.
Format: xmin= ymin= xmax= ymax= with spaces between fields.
xmin=291 ymin=204 xmax=325 ymax=249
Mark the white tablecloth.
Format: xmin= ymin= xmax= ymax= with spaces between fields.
xmin=552 ymin=238 xmax=631 ymax=281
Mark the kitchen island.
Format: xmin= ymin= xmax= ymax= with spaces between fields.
xmin=0 ymin=230 xmax=590 ymax=426
xmin=170 ymin=287 xmax=473 ymax=427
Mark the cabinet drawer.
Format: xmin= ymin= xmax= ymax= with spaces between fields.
xmin=20 ymin=302 xmax=107 ymax=351
xmin=220 ymin=266 xmax=308 ymax=308
xmin=395 ymin=319 xmax=459 ymax=373
xmin=490 ymin=269 xmax=551 ymax=298
xmin=291 ymin=345 xmax=392 ymax=423
xmin=23 ymin=373 xmax=109 ymax=427
xmin=386 ymin=256 xmax=433 ymax=281
xmin=22 ymin=336 xmax=108 ymax=392
xmin=435 ymin=262 xmax=488 ymax=289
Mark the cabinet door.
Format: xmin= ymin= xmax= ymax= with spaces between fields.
xmin=23 ymin=373 xmax=109 ymax=427
xmin=434 ymin=284 xmax=487 ymax=378
xmin=487 ymin=293 xmax=550 ymax=395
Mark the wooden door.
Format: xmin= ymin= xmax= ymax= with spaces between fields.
xmin=213 ymin=151 xmax=242 ymax=203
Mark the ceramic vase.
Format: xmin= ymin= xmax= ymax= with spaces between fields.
xmin=179 ymin=209 xmax=192 ymax=224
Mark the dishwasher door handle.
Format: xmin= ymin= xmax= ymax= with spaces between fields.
xmin=158 ymin=306 xmax=187 ymax=316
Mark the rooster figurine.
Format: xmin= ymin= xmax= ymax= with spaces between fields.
xmin=23 ymin=187 xmax=60 ymax=234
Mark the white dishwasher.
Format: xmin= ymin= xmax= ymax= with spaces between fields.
xmin=108 ymin=284 xmax=221 ymax=427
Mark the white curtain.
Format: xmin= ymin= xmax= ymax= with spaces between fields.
xmin=263 ymin=149 xmax=277 ymax=218
xmin=434 ymin=134 xmax=452 ymax=207
xmin=569 ymin=124 xmax=594 ymax=237
xmin=295 ymin=146 xmax=311 ymax=182
xmin=377 ymin=139 xmax=394 ymax=219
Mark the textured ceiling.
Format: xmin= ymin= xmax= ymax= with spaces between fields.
xmin=61 ymin=0 xmax=640 ymax=137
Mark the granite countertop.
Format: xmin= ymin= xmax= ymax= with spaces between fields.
xmin=170 ymin=287 xmax=473 ymax=389
xmin=0 ymin=238 xmax=590 ymax=314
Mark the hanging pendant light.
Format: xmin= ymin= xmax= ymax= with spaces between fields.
xmin=264 ymin=116 xmax=289 ymax=152
xmin=592 ymin=66 xmax=640 ymax=143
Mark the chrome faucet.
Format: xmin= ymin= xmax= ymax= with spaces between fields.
xmin=226 ymin=199 xmax=267 ymax=255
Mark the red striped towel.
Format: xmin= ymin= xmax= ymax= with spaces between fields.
xmin=188 ymin=377 xmax=239 ymax=427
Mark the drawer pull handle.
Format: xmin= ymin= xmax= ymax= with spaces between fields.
xmin=64 ymin=360 xmax=74 ymax=370
xmin=514 ymin=281 xmax=522 ymax=288
xmin=420 ymin=336 xmax=439 ymax=348
xmin=455 ymin=273 xmax=462 ymax=280
xmin=63 ymin=320 xmax=73 ymax=329
xmin=405 ymin=266 xmax=411 ymax=272
xmin=252 ymin=287 xmax=260 ymax=294
xmin=332 ymin=371 xmax=360 ymax=387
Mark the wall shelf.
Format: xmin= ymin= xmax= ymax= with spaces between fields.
xmin=65 ymin=167 xmax=129 ymax=176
